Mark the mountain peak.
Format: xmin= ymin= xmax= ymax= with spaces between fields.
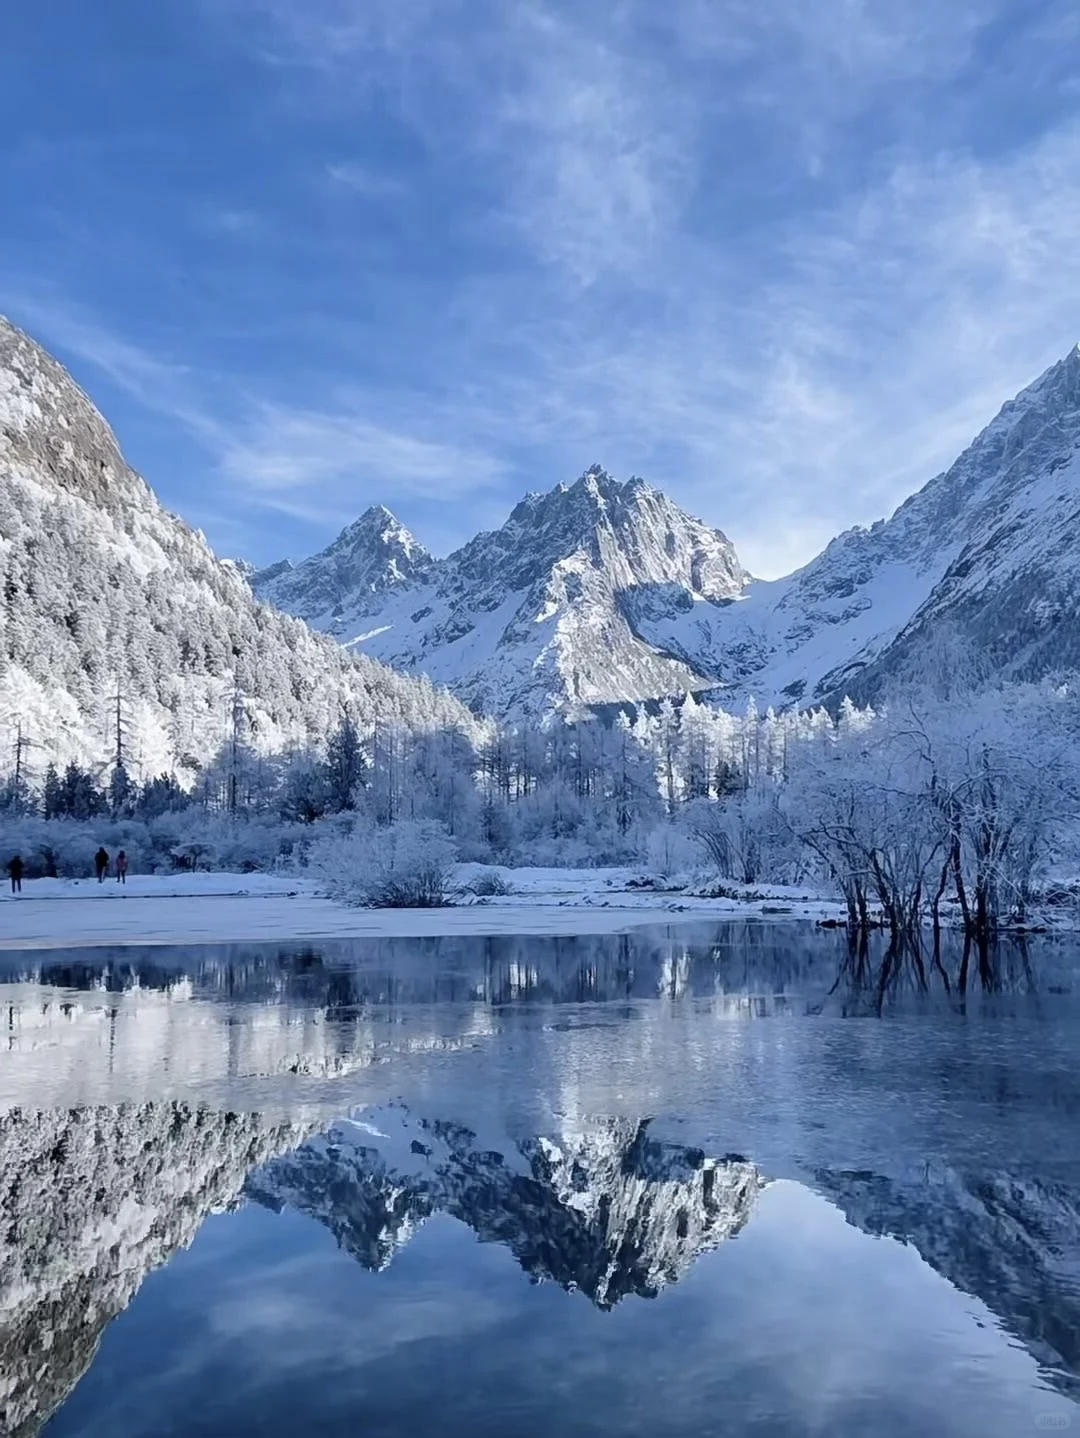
xmin=1002 ymin=342 xmax=1080 ymax=420
xmin=258 ymin=467 xmax=750 ymax=718
xmin=572 ymin=465 xmax=652 ymax=505
xmin=359 ymin=502 xmax=402 ymax=525
xmin=255 ymin=502 xmax=433 ymax=620
xmin=329 ymin=503 xmax=424 ymax=554
xmin=580 ymin=462 xmax=613 ymax=488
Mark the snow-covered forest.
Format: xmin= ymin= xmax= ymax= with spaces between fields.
xmin=0 ymin=315 xmax=484 ymax=783
xmin=3 ymin=316 xmax=1080 ymax=937
xmin=3 ymin=650 xmax=1077 ymax=937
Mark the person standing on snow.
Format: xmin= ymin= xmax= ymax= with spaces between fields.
xmin=116 ymin=850 xmax=129 ymax=885
xmin=7 ymin=855 xmax=23 ymax=894
xmin=94 ymin=847 xmax=109 ymax=883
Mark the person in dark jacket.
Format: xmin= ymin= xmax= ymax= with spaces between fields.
xmin=94 ymin=847 xmax=109 ymax=883
xmin=116 ymin=850 xmax=129 ymax=885
xmin=7 ymin=855 xmax=22 ymax=894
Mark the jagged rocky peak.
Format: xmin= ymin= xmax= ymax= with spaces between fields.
xmin=0 ymin=315 xmax=136 ymax=511
xmin=331 ymin=503 xmax=432 ymax=580
xmin=491 ymin=463 xmax=747 ymax=599
xmin=246 ymin=1105 xmax=765 ymax=1309
xmin=253 ymin=502 xmax=434 ymax=616
xmin=1010 ymin=340 xmax=1080 ymax=414
xmin=251 ymin=463 xmax=750 ymax=719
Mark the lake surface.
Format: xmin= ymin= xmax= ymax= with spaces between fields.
xmin=1 ymin=922 xmax=1078 ymax=1437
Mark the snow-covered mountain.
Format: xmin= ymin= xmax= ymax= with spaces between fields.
xmin=260 ymin=349 xmax=1080 ymax=718
xmin=820 ymin=1164 xmax=1080 ymax=1398
xmin=253 ymin=504 xmax=435 ymax=620
xmin=643 ymin=343 xmax=1080 ymax=708
xmin=0 ymin=317 xmax=480 ymax=777
xmin=246 ymin=1103 xmax=764 ymax=1307
xmin=0 ymin=1103 xmax=308 ymax=1438
xmin=255 ymin=466 xmax=749 ymax=719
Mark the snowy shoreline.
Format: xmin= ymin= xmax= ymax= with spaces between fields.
xmin=0 ymin=870 xmax=846 ymax=952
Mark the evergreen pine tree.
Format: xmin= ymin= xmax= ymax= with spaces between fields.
xmin=109 ymin=762 xmax=133 ymax=818
xmin=326 ymin=714 xmax=366 ymax=812
xmin=42 ymin=763 xmax=64 ymax=819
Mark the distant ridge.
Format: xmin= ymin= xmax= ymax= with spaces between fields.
xmin=257 ymin=353 xmax=1080 ymax=717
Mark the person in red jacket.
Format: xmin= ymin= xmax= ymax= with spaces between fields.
xmin=116 ymin=850 xmax=129 ymax=885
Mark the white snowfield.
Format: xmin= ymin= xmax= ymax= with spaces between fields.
xmin=0 ymin=869 xmax=843 ymax=951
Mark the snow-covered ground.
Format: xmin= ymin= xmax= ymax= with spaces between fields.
xmin=0 ymin=868 xmax=844 ymax=952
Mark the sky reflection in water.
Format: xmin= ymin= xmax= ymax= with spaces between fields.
xmin=0 ymin=923 xmax=1076 ymax=1437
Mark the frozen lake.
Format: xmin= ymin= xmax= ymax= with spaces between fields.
xmin=2 ymin=922 xmax=1079 ymax=1437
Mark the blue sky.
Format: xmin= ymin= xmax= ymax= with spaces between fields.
xmin=3 ymin=0 xmax=1080 ymax=577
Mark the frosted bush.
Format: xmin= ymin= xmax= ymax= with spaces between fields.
xmin=311 ymin=819 xmax=457 ymax=907
xmin=462 ymin=865 xmax=512 ymax=897
xmin=645 ymin=823 xmax=700 ymax=878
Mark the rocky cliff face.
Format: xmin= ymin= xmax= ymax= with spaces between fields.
xmin=246 ymin=1103 xmax=764 ymax=1306
xmin=0 ymin=316 xmax=479 ymax=776
xmin=0 ymin=1103 xmax=308 ymax=1438
xmin=260 ymin=349 xmax=1080 ymax=717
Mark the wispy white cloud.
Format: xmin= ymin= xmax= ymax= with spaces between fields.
xmin=231 ymin=0 xmax=694 ymax=282
xmin=193 ymin=204 xmax=265 ymax=236
xmin=488 ymin=9 xmax=692 ymax=282
xmin=219 ymin=399 xmax=506 ymax=506
xmin=8 ymin=294 xmax=229 ymax=448
xmin=324 ymin=161 xmax=407 ymax=198
xmin=20 ymin=94 xmax=1080 ymax=577
xmin=600 ymin=118 xmax=1080 ymax=572
xmin=400 ymin=109 xmax=1080 ymax=574
xmin=6 ymin=294 xmax=507 ymax=540
xmin=14 ymin=0 xmax=1080 ymax=581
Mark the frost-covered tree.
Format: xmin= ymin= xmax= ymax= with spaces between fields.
xmin=311 ymin=818 xmax=457 ymax=907
xmin=109 ymin=762 xmax=134 ymax=819
xmin=41 ymin=764 xmax=64 ymax=820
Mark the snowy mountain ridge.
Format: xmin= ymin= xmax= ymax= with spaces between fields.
xmin=253 ymin=504 xmax=434 ymax=620
xmin=256 ymin=465 xmax=750 ymax=719
xmin=246 ymin=1102 xmax=764 ymax=1307
xmin=0 ymin=316 xmax=482 ymax=778
xmin=258 ymin=347 xmax=1080 ymax=718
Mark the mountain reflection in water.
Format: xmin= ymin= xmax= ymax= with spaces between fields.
xmin=0 ymin=923 xmax=1077 ymax=1437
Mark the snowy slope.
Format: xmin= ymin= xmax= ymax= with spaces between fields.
xmin=254 ymin=465 xmax=749 ymax=720
xmin=0 ymin=317 xmax=481 ymax=778
xmin=261 ymin=349 xmax=1080 ymax=717
xmin=642 ymin=344 xmax=1080 ymax=706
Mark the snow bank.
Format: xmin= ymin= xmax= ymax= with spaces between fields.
xmin=0 ymin=869 xmax=845 ymax=952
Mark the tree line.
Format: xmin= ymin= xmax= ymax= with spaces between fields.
xmin=2 ymin=663 xmax=1078 ymax=943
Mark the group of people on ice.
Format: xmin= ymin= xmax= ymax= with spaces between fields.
xmin=7 ymin=847 xmax=128 ymax=893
